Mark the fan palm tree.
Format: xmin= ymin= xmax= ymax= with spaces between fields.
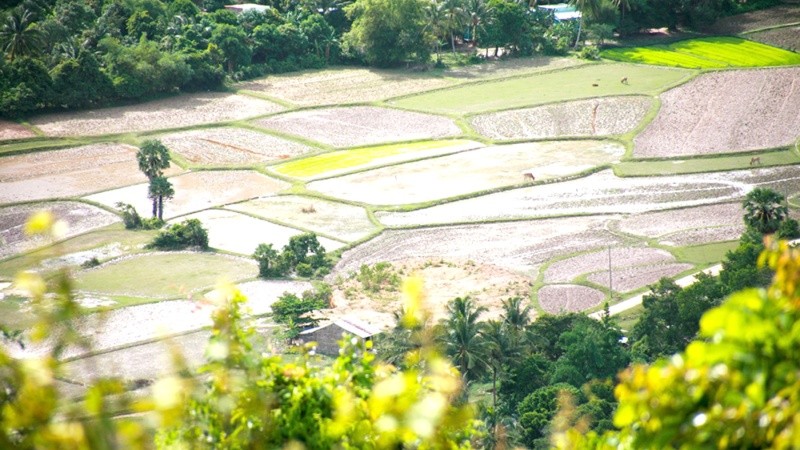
xmin=0 ymin=8 xmax=44 ymax=61
xmin=442 ymin=296 xmax=488 ymax=384
xmin=148 ymin=176 xmax=174 ymax=220
xmin=742 ymin=187 xmax=788 ymax=234
xmin=136 ymin=139 xmax=171 ymax=181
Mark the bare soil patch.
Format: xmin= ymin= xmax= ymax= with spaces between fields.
xmin=329 ymin=258 xmax=533 ymax=330
xmin=708 ymin=5 xmax=800 ymax=34
xmin=0 ymin=202 xmax=119 ymax=259
xmin=634 ymin=68 xmax=800 ymax=157
xmin=251 ymin=106 xmax=461 ymax=148
xmin=544 ymin=247 xmax=676 ymax=283
xmin=377 ymin=170 xmax=747 ymax=226
xmin=0 ymin=120 xmax=36 ymax=141
xmin=471 ymin=96 xmax=652 ymax=140
xmin=616 ymin=202 xmax=744 ymax=239
xmin=237 ymin=58 xmax=581 ymax=107
xmin=0 ymin=143 xmax=181 ymax=204
xmin=31 ymin=93 xmax=284 ymax=137
xmin=658 ymin=225 xmax=743 ymax=247
xmin=176 ymin=209 xmax=345 ymax=255
xmin=538 ymin=285 xmax=605 ymax=314
xmin=748 ymin=25 xmax=800 ymax=52
xmin=310 ymin=141 xmax=624 ymax=205
xmin=160 ymin=127 xmax=313 ymax=166
xmin=586 ymin=263 xmax=692 ymax=293
xmin=84 ymin=170 xmax=289 ymax=220
xmin=333 ymin=216 xmax=620 ymax=277
xmin=226 ymin=195 xmax=377 ymax=243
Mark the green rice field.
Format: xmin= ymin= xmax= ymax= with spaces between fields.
xmin=272 ymin=139 xmax=478 ymax=178
xmin=602 ymin=36 xmax=800 ymax=69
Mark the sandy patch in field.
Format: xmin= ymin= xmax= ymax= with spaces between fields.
xmin=252 ymin=106 xmax=461 ymax=148
xmin=226 ymin=195 xmax=377 ymax=242
xmin=160 ymin=127 xmax=314 ymax=166
xmin=329 ymin=258 xmax=533 ymax=330
xmin=333 ymin=216 xmax=620 ymax=277
xmin=0 ymin=120 xmax=36 ymax=141
xmin=616 ymin=202 xmax=744 ymax=239
xmin=176 ymin=209 xmax=345 ymax=255
xmin=0 ymin=143 xmax=181 ymax=204
xmin=709 ymin=5 xmax=800 ymax=34
xmin=544 ymin=247 xmax=676 ymax=283
xmin=31 ymin=93 xmax=284 ymax=137
xmin=310 ymin=141 xmax=624 ymax=205
xmin=586 ymin=263 xmax=692 ymax=293
xmin=84 ymin=171 xmax=289 ymax=220
xmin=0 ymin=202 xmax=119 ymax=259
xmin=237 ymin=58 xmax=581 ymax=107
xmin=634 ymin=68 xmax=800 ymax=157
xmin=748 ymin=25 xmax=800 ymax=52
xmin=377 ymin=170 xmax=748 ymax=226
xmin=538 ymin=285 xmax=605 ymax=314
xmin=471 ymin=96 xmax=652 ymax=140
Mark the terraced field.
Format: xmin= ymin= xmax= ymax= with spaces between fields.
xmin=2 ymin=32 xmax=798 ymax=388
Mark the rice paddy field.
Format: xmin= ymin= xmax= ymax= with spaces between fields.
xmin=3 ymin=22 xmax=799 ymax=386
xmin=601 ymin=37 xmax=800 ymax=69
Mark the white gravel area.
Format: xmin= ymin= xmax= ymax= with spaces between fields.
xmin=471 ymin=96 xmax=652 ymax=140
xmin=252 ymin=106 xmax=461 ymax=148
xmin=31 ymin=93 xmax=284 ymax=137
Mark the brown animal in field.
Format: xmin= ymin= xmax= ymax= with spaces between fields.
xmin=750 ymin=156 xmax=762 ymax=166
xmin=592 ymin=83 xmax=599 ymax=87
xmin=523 ymin=172 xmax=535 ymax=182
xmin=301 ymin=204 xmax=317 ymax=213
xmin=620 ymin=77 xmax=629 ymax=85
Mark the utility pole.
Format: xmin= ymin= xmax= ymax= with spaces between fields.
xmin=608 ymin=246 xmax=613 ymax=301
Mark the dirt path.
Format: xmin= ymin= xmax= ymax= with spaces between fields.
xmin=588 ymin=264 xmax=723 ymax=319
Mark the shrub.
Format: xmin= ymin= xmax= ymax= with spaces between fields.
xmin=295 ymin=262 xmax=313 ymax=277
xmin=148 ymin=219 xmax=209 ymax=250
xmin=81 ymin=257 xmax=101 ymax=268
xmin=116 ymin=202 xmax=142 ymax=229
xmin=356 ymin=262 xmax=401 ymax=293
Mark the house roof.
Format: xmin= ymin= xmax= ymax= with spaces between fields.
xmin=224 ymin=3 xmax=270 ymax=13
xmin=300 ymin=317 xmax=380 ymax=339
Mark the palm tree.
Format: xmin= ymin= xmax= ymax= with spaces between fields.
xmin=425 ymin=0 xmax=446 ymax=63
xmin=0 ymin=8 xmax=44 ymax=61
xmin=465 ymin=0 xmax=492 ymax=49
xmin=442 ymin=0 xmax=466 ymax=53
xmin=148 ymin=176 xmax=174 ymax=220
xmin=742 ymin=187 xmax=788 ymax=234
xmin=569 ymin=0 xmax=602 ymax=47
xmin=136 ymin=139 xmax=171 ymax=180
xmin=611 ymin=0 xmax=630 ymax=33
xmin=442 ymin=296 xmax=488 ymax=384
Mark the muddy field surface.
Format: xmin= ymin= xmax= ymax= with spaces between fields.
xmin=634 ymin=68 xmax=800 ymax=157
xmin=748 ymin=25 xmax=800 ymax=52
xmin=658 ymin=225 xmax=743 ymax=247
xmin=177 ymin=209 xmax=345 ymax=255
xmin=0 ymin=120 xmax=36 ymax=141
xmin=85 ymin=171 xmax=289 ymax=220
xmin=237 ymin=58 xmax=581 ymax=107
xmin=377 ymin=170 xmax=748 ymax=226
xmin=333 ymin=216 xmax=620 ymax=277
xmin=708 ymin=5 xmax=800 ymax=34
xmin=310 ymin=141 xmax=624 ymax=205
xmin=544 ymin=247 xmax=677 ymax=283
xmin=0 ymin=143 xmax=180 ymax=204
xmin=615 ymin=202 xmax=744 ymax=239
xmin=0 ymin=202 xmax=119 ymax=259
xmin=160 ymin=127 xmax=314 ymax=165
xmin=31 ymin=93 xmax=284 ymax=137
xmin=586 ymin=262 xmax=693 ymax=293
xmin=330 ymin=258 xmax=532 ymax=330
xmin=226 ymin=195 xmax=378 ymax=242
xmin=537 ymin=285 xmax=605 ymax=314
xmin=471 ymin=96 xmax=652 ymax=140
xmin=251 ymin=106 xmax=461 ymax=148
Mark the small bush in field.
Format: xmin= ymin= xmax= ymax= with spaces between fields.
xmin=148 ymin=219 xmax=209 ymax=250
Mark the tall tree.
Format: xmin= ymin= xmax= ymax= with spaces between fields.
xmin=0 ymin=8 xmax=44 ymax=61
xmin=465 ymin=0 xmax=492 ymax=48
xmin=442 ymin=0 xmax=465 ymax=53
xmin=742 ymin=187 xmax=788 ymax=235
xmin=441 ymin=296 xmax=488 ymax=384
xmin=136 ymin=140 xmax=171 ymax=218
xmin=148 ymin=176 xmax=174 ymax=220
xmin=344 ymin=0 xmax=432 ymax=67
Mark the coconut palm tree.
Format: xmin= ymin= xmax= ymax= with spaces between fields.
xmin=442 ymin=296 xmax=488 ymax=384
xmin=148 ymin=176 xmax=174 ymax=220
xmin=570 ymin=0 xmax=602 ymax=46
xmin=0 ymin=8 xmax=44 ymax=61
xmin=465 ymin=0 xmax=492 ymax=48
xmin=742 ymin=187 xmax=788 ymax=234
xmin=442 ymin=0 xmax=466 ymax=53
xmin=425 ymin=0 xmax=446 ymax=63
